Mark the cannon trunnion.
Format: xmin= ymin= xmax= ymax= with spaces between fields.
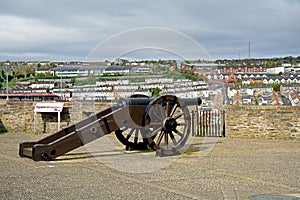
xmin=19 ymin=95 xmax=201 ymax=161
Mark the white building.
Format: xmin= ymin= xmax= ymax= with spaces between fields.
xmin=30 ymin=82 xmax=55 ymax=89
xmin=282 ymin=63 xmax=292 ymax=67
xmin=266 ymin=67 xmax=285 ymax=74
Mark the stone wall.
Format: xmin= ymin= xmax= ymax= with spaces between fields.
xmin=0 ymin=101 xmax=35 ymax=133
xmin=0 ymin=101 xmax=111 ymax=134
xmin=1 ymin=101 xmax=299 ymax=139
xmin=225 ymin=105 xmax=300 ymax=139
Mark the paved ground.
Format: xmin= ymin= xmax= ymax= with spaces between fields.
xmin=0 ymin=133 xmax=299 ymax=199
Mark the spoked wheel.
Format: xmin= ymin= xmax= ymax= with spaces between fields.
xmin=115 ymin=128 xmax=148 ymax=150
xmin=115 ymin=94 xmax=149 ymax=150
xmin=142 ymin=95 xmax=191 ymax=156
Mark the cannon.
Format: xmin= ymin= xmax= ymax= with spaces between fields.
xmin=19 ymin=94 xmax=201 ymax=161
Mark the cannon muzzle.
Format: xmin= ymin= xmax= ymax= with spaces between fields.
xmin=181 ymin=97 xmax=202 ymax=106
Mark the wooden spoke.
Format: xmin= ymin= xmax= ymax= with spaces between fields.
xmin=156 ymin=131 xmax=164 ymax=146
xmin=169 ymin=132 xmax=177 ymax=145
xmin=151 ymin=132 xmax=157 ymax=140
xmin=166 ymin=101 xmax=171 ymax=117
xmin=134 ymin=129 xmax=138 ymax=144
xmin=164 ymin=132 xmax=169 ymax=146
xmin=177 ymin=122 xmax=186 ymax=126
xmin=125 ymin=128 xmax=135 ymax=140
xmin=160 ymin=105 xmax=167 ymax=118
xmin=149 ymin=109 xmax=164 ymax=122
xmin=149 ymin=122 xmax=162 ymax=127
xmin=173 ymin=112 xmax=183 ymax=120
xmin=150 ymin=127 xmax=163 ymax=137
xmin=121 ymin=126 xmax=129 ymax=132
xmin=169 ymin=104 xmax=178 ymax=117
xmin=174 ymin=129 xmax=184 ymax=138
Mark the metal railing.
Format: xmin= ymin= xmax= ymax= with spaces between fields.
xmin=192 ymin=109 xmax=225 ymax=137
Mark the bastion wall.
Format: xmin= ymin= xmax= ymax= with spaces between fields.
xmin=0 ymin=101 xmax=299 ymax=139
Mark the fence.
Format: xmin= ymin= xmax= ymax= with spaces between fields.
xmin=192 ymin=109 xmax=225 ymax=137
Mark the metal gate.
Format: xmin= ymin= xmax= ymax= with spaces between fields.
xmin=195 ymin=109 xmax=225 ymax=137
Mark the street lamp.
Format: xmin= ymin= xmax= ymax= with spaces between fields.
xmin=60 ymin=65 xmax=63 ymax=100
xmin=5 ymin=64 xmax=9 ymax=101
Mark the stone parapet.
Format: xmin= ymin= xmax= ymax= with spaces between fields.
xmin=0 ymin=101 xmax=110 ymax=134
xmin=225 ymin=105 xmax=300 ymax=139
xmin=1 ymin=101 xmax=299 ymax=139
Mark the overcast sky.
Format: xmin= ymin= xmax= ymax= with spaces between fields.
xmin=1 ymin=0 xmax=300 ymax=61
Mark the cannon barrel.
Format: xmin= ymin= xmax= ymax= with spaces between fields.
xmin=117 ymin=97 xmax=152 ymax=106
xmin=117 ymin=96 xmax=202 ymax=107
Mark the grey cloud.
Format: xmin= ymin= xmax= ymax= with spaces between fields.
xmin=85 ymin=27 xmax=211 ymax=61
xmin=1 ymin=0 xmax=299 ymax=61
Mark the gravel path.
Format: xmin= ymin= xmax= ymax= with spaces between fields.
xmin=0 ymin=133 xmax=299 ymax=199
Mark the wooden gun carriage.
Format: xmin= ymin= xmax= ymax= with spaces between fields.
xmin=19 ymin=95 xmax=201 ymax=161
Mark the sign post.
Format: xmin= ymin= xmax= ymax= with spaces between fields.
xmin=34 ymin=103 xmax=64 ymax=133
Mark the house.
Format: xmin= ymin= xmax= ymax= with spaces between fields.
xmin=35 ymin=68 xmax=54 ymax=75
xmin=145 ymin=78 xmax=174 ymax=84
xmin=218 ymin=66 xmax=267 ymax=74
xmin=280 ymin=84 xmax=300 ymax=96
xmin=249 ymin=77 xmax=263 ymax=84
xmin=72 ymin=86 xmax=115 ymax=101
xmin=242 ymin=93 xmax=252 ymax=105
xmin=96 ymin=79 xmax=129 ymax=86
xmin=54 ymin=65 xmax=108 ymax=77
xmin=266 ymin=67 xmax=285 ymax=74
xmin=227 ymin=87 xmax=238 ymax=99
xmin=30 ymin=82 xmax=55 ymax=89
xmin=136 ymin=67 xmax=151 ymax=73
xmin=103 ymin=66 xmax=132 ymax=75
xmin=12 ymin=88 xmax=47 ymax=94
xmin=282 ymin=63 xmax=292 ymax=67
xmin=259 ymin=92 xmax=273 ymax=105
xmin=242 ymin=79 xmax=250 ymax=85
xmin=288 ymin=90 xmax=300 ymax=106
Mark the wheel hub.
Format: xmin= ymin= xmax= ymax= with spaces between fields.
xmin=163 ymin=117 xmax=177 ymax=132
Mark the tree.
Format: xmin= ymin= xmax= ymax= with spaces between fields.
xmin=276 ymin=61 xmax=282 ymax=67
xmin=14 ymin=69 xmax=23 ymax=79
xmin=70 ymin=77 xmax=76 ymax=86
xmin=273 ymin=83 xmax=281 ymax=91
xmin=35 ymin=72 xmax=53 ymax=79
xmin=245 ymin=59 xmax=251 ymax=66
xmin=37 ymin=62 xmax=41 ymax=68
xmin=266 ymin=60 xmax=271 ymax=68
xmin=149 ymin=87 xmax=161 ymax=97
xmin=24 ymin=65 xmax=34 ymax=77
